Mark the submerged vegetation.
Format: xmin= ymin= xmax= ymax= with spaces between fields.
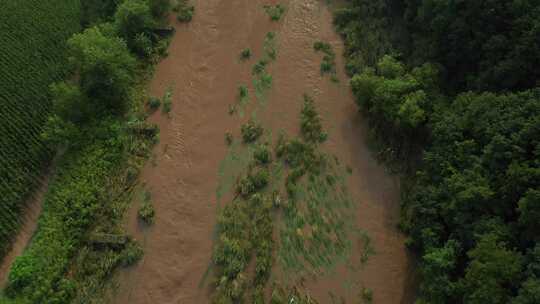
xmin=213 ymin=95 xmax=360 ymax=303
xmin=335 ymin=1 xmax=540 ymax=303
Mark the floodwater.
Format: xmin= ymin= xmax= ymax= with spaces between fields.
xmin=114 ymin=0 xmax=415 ymax=303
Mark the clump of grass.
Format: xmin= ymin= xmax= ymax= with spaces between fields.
xmin=138 ymin=191 xmax=155 ymax=225
xmin=263 ymin=4 xmax=286 ymax=21
xmin=225 ymin=132 xmax=233 ymax=146
xmin=313 ymin=41 xmax=337 ymax=78
xmin=175 ymin=0 xmax=194 ymax=22
xmin=300 ymin=94 xmax=327 ymax=143
xmin=162 ymin=87 xmax=173 ymax=114
xmin=147 ymin=96 xmax=161 ymax=112
xmin=241 ymin=120 xmax=263 ymax=143
xmin=240 ymin=48 xmax=252 ymax=61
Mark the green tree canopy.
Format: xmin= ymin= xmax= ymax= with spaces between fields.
xmin=68 ymin=26 xmax=136 ymax=113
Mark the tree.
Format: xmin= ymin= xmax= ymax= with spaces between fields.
xmin=398 ymin=90 xmax=427 ymax=129
xmin=418 ymin=240 xmax=460 ymax=303
xmin=518 ymin=189 xmax=540 ymax=240
xmin=114 ymin=0 xmax=154 ymax=50
xmin=149 ymin=0 xmax=171 ymax=18
xmin=377 ymin=54 xmax=405 ymax=79
xmin=461 ymin=234 xmax=523 ymax=304
xmin=68 ymin=26 xmax=136 ymax=113
xmin=49 ymin=82 xmax=87 ymax=123
xmin=512 ymin=278 xmax=540 ymax=304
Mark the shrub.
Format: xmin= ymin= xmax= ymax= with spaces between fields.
xmin=241 ymin=120 xmax=263 ymax=143
xmin=175 ymin=0 xmax=194 ymax=22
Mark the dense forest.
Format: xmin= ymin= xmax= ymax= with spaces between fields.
xmin=335 ymin=0 xmax=540 ymax=303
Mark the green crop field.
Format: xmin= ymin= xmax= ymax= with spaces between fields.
xmin=0 ymin=0 xmax=81 ymax=259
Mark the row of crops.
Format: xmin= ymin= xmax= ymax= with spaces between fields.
xmin=0 ymin=0 xmax=81 ymax=259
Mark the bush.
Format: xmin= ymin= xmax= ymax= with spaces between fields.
xmin=175 ymin=0 xmax=194 ymax=22
xmin=241 ymin=120 xmax=263 ymax=143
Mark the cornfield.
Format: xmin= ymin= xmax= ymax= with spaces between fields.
xmin=0 ymin=0 xmax=80 ymax=258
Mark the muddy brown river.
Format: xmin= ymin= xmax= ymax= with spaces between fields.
xmin=113 ymin=0 xmax=415 ymax=303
